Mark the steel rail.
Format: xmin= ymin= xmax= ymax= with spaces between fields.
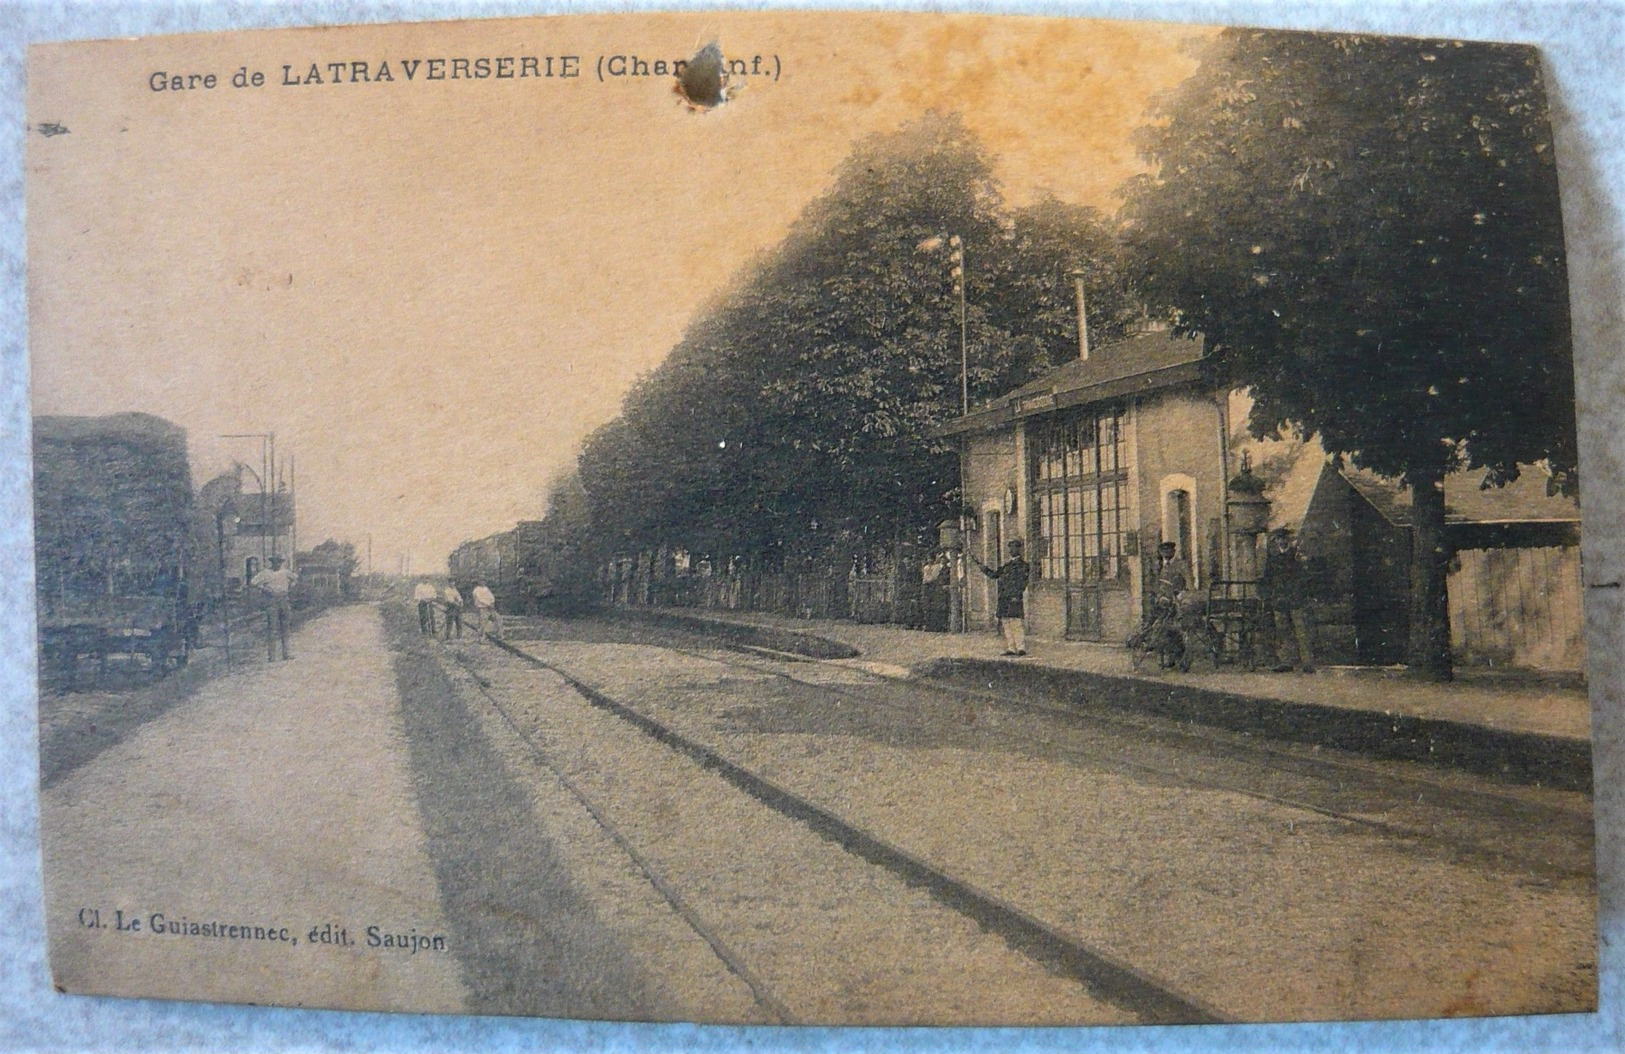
xmin=478 ymin=632 xmax=1229 ymax=1026
xmin=446 ymin=651 xmax=796 ymax=1026
xmin=667 ymin=640 xmax=1593 ymax=882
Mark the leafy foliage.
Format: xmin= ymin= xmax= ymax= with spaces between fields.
xmin=303 ymin=539 xmax=360 ymax=577
xmin=578 ymin=113 xmax=1133 ymax=563
xmin=1122 ymin=29 xmax=1574 ymax=677
xmin=1124 ymin=29 xmax=1573 ymax=487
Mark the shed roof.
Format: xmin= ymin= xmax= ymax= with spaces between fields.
xmin=1342 ymin=465 xmax=1579 ymax=527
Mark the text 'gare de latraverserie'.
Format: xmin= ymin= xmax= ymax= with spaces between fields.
xmin=147 ymin=53 xmax=782 ymax=91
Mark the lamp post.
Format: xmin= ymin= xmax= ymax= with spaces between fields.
xmin=920 ymin=235 xmax=973 ymax=629
xmin=215 ymin=508 xmax=233 ymax=665
xmin=235 ymin=459 xmax=267 ymax=567
xmin=951 ymin=235 xmax=966 ymax=416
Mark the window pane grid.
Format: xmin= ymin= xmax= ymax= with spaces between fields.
xmin=1030 ymin=407 xmax=1128 ymax=583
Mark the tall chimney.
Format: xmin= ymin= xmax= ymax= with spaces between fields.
xmin=1069 ymin=269 xmax=1091 ymax=361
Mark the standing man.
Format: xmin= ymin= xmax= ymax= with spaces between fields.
xmin=471 ymin=581 xmax=502 ymax=640
xmin=441 ymin=583 xmax=464 ymax=641
xmin=974 ymin=539 xmax=1030 ymax=657
xmin=412 ymin=580 xmax=438 ymax=636
xmin=1154 ymin=542 xmax=1190 ymax=605
xmin=1153 ymin=541 xmax=1193 ymax=669
xmin=252 ymin=555 xmax=296 ymax=662
xmin=1260 ymin=527 xmax=1316 ymax=673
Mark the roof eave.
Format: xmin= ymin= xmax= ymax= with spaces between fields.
xmin=1043 ymin=360 xmax=1206 ymax=415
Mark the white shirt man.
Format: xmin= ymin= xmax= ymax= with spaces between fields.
xmin=250 ymin=558 xmax=296 ymax=661
xmin=252 ymin=564 xmax=296 ymax=597
xmin=441 ymin=585 xmax=464 ymax=640
xmin=471 ymin=584 xmax=502 ymax=639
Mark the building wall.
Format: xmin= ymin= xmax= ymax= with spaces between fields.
xmin=1294 ymin=469 xmax=1360 ymax=664
xmin=220 ymin=530 xmax=290 ymax=594
xmin=1124 ymin=389 xmax=1227 ymax=641
xmin=961 ymin=384 xmax=1228 ymax=644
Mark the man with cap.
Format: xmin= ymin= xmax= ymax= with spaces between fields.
xmin=974 ymin=539 xmax=1031 ymax=656
xmin=1260 ymin=526 xmax=1316 ymax=672
xmin=1152 ymin=541 xmax=1194 ymax=669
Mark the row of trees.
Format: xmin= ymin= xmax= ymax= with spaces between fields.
xmin=559 ymin=29 xmax=1573 ymax=679
xmin=577 ymin=111 xmax=1141 ymax=570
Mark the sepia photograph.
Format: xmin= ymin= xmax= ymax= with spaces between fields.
xmin=18 ymin=3 xmax=1613 ymax=1040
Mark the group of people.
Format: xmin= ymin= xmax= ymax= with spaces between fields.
xmin=1148 ymin=527 xmax=1317 ymax=673
xmin=239 ymin=560 xmax=508 ymax=660
xmin=412 ymin=580 xmax=502 ymax=640
xmin=965 ymin=527 xmax=1316 ymax=673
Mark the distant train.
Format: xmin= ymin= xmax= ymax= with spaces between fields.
xmin=448 ymin=520 xmax=598 ymax=616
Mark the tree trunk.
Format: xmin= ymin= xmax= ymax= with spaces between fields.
xmin=1406 ymin=465 xmax=1454 ymax=681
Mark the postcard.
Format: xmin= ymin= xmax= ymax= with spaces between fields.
xmin=28 ymin=10 xmax=1595 ymax=1025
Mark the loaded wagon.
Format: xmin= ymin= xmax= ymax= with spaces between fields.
xmin=34 ymin=412 xmax=196 ymax=692
xmin=40 ymin=595 xmax=193 ymax=690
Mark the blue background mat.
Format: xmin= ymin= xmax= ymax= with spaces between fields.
xmin=4 ymin=2 xmax=1620 ymax=1050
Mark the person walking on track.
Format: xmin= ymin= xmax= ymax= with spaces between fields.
xmin=441 ymin=583 xmax=464 ymax=640
xmin=973 ymin=539 xmax=1031 ymax=656
xmin=471 ymin=581 xmax=502 ymax=640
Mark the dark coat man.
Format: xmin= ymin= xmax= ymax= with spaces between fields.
xmin=1260 ymin=527 xmax=1316 ymax=673
xmin=975 ymin=540 xmax=1030 ymax=656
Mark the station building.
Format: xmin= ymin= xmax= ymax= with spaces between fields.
xmin=939 ymin=327 xmax=1583 ymax=673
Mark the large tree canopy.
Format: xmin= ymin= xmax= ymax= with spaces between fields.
xmin=1123 ymin=29 xmax=1574 ymax=677
xmin=579 ymin=112 xmax=1133 ymax=564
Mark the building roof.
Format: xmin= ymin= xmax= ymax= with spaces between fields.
xmin=937 ymin=330 xmax=1207 ymax=436
xmin=1342 ymin=464 xmax=1579 ymax=527
xmin=1234 ymin=430 xmax=1578 ymax=536
xmin=1261 ymin=444 xmax=1330 ymax=534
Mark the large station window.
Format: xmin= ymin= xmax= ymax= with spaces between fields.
xmin=1031 ymin=407 xmax=1129 ymax=582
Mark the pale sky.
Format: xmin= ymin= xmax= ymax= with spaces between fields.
xmin=27 ymin=11 xmax=1214 ymax=572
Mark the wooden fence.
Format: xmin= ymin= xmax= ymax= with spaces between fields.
xmin=1448 ymin=545 xmax=1584 ymax=672
xmin=617 ymin=568 xmax=908 ymax=624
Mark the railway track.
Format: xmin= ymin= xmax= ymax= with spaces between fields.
xmin=495 ymin=612 xmax=1589 ymax=880
xmin=432 ymin=615 xmax=1594 ymax=1023
xmin=658 ymin=638 xmax=1595 ymax=882
xmin=450 ymin=632 xmax=1228 ymax=1026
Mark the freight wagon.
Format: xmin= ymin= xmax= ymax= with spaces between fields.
xmin=34 ymin=413 xmax=196 ymax=688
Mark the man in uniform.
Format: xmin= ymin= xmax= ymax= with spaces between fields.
xmin=1260 ymin=526 xmax=1316 ymax=673
xmin=974 ymin=539 xmax=1030 ymax=657
xmin=1155 ymin=541 xmax=1190 ymax=605
xmin=1153 ymin=541 xmax=1194 ymax=669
